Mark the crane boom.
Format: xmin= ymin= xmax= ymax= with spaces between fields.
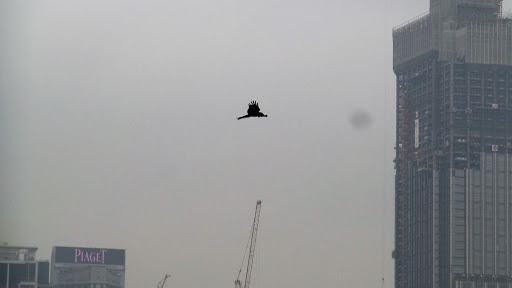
xmin=244 ymin=200 xmax=261 ymax=288
xmin=157 ymin=274 xmax=170 ymax=288
xmin=235 ymin=200 xmax=262 ymax=288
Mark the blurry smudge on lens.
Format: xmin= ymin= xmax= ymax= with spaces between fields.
xmin=350 ymin=110 xmax=372 ymax=130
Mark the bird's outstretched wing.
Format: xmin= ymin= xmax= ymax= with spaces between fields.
xmin=247 ymin=101 xmax=260 ymax=114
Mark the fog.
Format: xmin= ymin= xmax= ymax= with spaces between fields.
xmin=1 ymin=1 xmax=510 ymax=287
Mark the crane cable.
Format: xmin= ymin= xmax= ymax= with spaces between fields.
xmin=237 ymin=224 xmax=253 ymax=282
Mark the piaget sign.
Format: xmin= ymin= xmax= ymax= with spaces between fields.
xmin=54 ymin=246 xmax=125 ymax=266
xmin=75 ymin=248 xmax=107 ymax=263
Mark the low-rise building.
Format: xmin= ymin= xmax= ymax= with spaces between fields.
xmin=0 ymin=244 xmax=50 ymax=288
xmin=50 ymin=246 xmax=125 ymax=288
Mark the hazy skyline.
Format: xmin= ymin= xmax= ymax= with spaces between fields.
xmin=2 ymin=1 xmax=511 ymax=288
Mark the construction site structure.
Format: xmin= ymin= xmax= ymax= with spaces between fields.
xmin=156 ymin=274 xmax=170 ymax=288
xmin=235 ymin=200 xmax=262 ymax=288
xmin=392 ymin=0 xmax=512 ymax=288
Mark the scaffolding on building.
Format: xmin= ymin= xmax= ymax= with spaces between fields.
xmin=396 ymin=90 xmax=413 ymax=288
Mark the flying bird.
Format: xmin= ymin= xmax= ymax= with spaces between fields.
xmin=237 ymin=101 xmax=268 ymax=120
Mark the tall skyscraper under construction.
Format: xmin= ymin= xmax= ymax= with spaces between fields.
xmin=392 ymin=1 xmax=512 ymax=288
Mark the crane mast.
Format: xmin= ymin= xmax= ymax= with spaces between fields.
xmin=235 ymin=200 xmax=262 ymax=288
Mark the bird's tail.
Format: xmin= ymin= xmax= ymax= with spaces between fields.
xmin=237 ymin=115 xmax=250 ymax=120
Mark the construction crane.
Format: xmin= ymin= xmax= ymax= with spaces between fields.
xmin=235 ymin=200 xmax=262 ymax=288
xmin=157 ymin=274 xmax=171 ymax=288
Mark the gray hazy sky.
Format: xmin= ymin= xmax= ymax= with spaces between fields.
xmin=2 ymin=1 xmax=511 ymax=288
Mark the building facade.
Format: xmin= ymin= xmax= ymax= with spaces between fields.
xmin=0 ymin=245 xmax=50 ymax=288
xmin=50 ymin=246 xmax=125 ymax=288
xmin=392 ymin=1 xmax=512 ymax=288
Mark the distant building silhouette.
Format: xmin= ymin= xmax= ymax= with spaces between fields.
xmin=393 ymin=1 xmax=512 ymax=287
